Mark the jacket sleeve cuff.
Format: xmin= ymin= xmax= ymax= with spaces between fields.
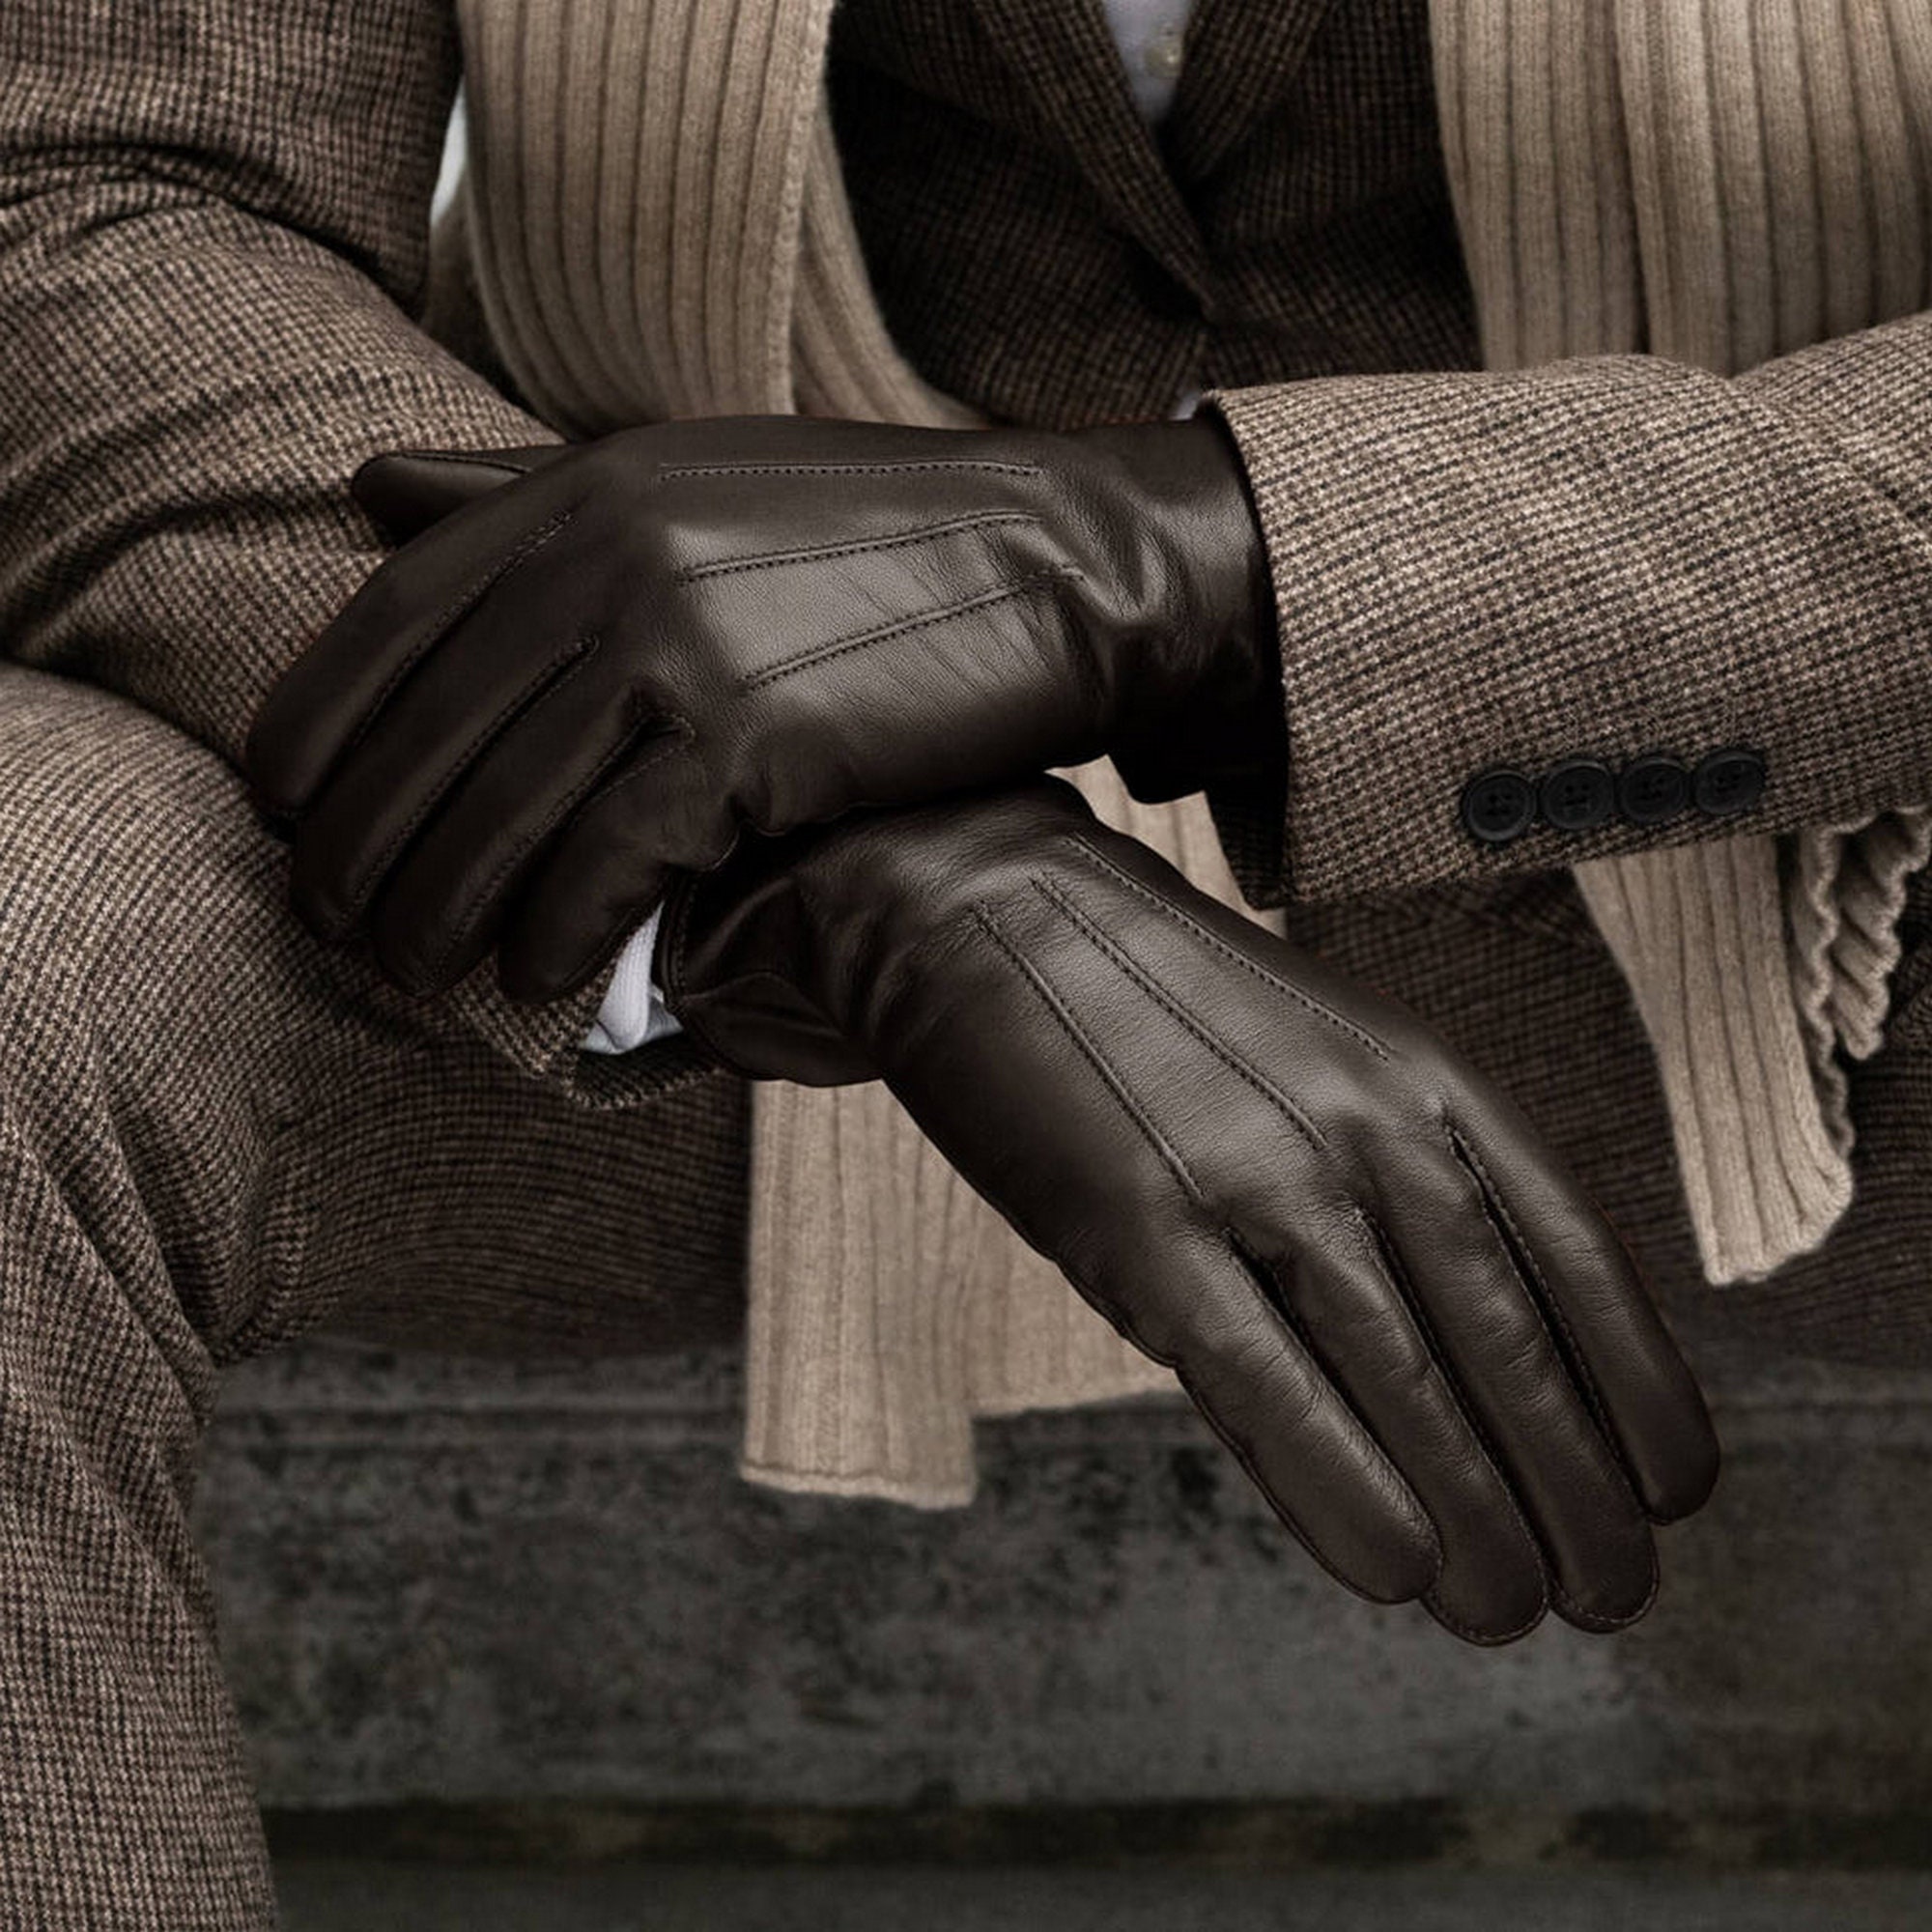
xmin=449 ymin=953 xmax=714 ymax=1110
xmin=1198 ymin=334 xmax=1932 ymax=903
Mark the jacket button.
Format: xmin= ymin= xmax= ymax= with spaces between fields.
xmin=1540 ymin=757 xmax=1614 ymax=832
xmin=1692 ymin=746 xmax=1767 ymax=816
xmin=1460 ymin=767 xmax=1537 ymax=843
xmin=1617 ymin=753 xmax=1690 ymax=825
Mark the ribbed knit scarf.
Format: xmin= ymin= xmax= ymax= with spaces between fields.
xmin=456 ymin=0 xmax=1932 ymax=1503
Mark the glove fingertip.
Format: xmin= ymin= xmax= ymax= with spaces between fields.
xmin=1638 ymin=1420 xmax=1721 ymax=1526
xmin=1255 ymin=1476 xmax=1441 ymax=1608
xmin=1550 ymin=1550 xmax=1662 ymax=1636
xmin=1421 ymin=1581 xmax=1550 ymax=1649
xmin=1350 ymin=1520 xmax=1443 ymax=1607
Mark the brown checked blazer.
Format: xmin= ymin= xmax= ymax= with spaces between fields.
xmin=3 ymin=0 xmax=1932 ymax=1372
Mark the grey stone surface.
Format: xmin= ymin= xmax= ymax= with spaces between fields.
xmin=274 ymin=1862 xmax=1932 ymax=1931
xmin=197 ymin=1328 xmax=1932 ymax=1820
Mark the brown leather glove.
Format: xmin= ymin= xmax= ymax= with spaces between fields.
xmin=243 ymin=413 xmax=1278 ymax=1000
xmin=657 ymin=780 xmax=1719 ymax=1646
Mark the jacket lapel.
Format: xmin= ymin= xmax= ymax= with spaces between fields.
xmin=963 ymin=0 xmax=1344 ymax=290
xmin=963 ymin=0 xmax=1213 ymax=297
xmin=1160 ymin=0 xmax=1345 ymax=184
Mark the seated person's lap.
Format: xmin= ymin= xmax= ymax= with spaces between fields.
xmin=0 ymin=660 xmax=747 ymax=1367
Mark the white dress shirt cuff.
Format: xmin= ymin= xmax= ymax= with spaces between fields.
xmin=582 ymin=904 xmax=684 ymax=1054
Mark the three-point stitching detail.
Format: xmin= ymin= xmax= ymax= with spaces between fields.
xmin=657 ymin=458 xmax=1043 ymax=481
xmin=967 ymin=894 xmax=1430 ymax=1605
xmin=739 ymin=566 xmax=1078 ymax=694
xmin=673 ymin=510 xmax=1039 ymax=583
xmin=1065 ymin=835 xmax=1390 ymax=1063
xmin=1031 ymin=874 xmax=1328 ymax=1156
xmin=970 ymin=901 xmax=1204 ymax=1207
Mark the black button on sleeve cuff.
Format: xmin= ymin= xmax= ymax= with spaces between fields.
xmin=1617 ymin=753 xmax=1691 ymax=825
xmin=1539 ymin=758 xmax=1615 ymax=832
xmin=1691 ymin=747 xmax=1767 ymax=816
xmin=1460 ymin=747 xmax=1767 ymax=847
xmin=1460 ymin=767 xmax=1537 ymax=843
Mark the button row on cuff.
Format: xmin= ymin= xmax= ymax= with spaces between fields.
xmin=1459 ymin=748 xmax=1766 ymax=846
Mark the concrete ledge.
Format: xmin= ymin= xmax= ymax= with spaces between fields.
xmin=274 ymin=1861 xmax=1932 ymax=1932
xmin=199 ymin=1331 xmax=1932 ymax=1819
xmin=262 ymin=1795 xmax=1932 ymax=1869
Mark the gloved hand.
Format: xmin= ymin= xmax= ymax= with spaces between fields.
xmin=654 ymin=779 xmax=1719 ymax=1644
xmin=243 ymin=413 xmax=1279 ymax=1001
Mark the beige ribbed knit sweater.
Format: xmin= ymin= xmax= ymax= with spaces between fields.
xmin=456 ymin=0 xmax=1932 ymax=1503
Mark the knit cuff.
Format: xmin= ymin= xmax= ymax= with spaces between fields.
xmin=1573 ymin=838 xmax=1854 ymax=1285
xmin=1790 ymin=810 xmax=1932 ymax=1069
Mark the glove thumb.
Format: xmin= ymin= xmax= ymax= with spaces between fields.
xmin=349 ymin=442 xmax=573 ymax=544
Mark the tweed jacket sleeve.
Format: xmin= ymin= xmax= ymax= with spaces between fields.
xmin=1202 ymin=311 xmax=1932 ymax=905
xmin=0 ymin=0 xmax=683 ymax=1101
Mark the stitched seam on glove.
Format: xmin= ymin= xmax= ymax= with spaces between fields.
xmin=330 ymin=628 xmax=603 ymax=933
xmin=1442 ymin=1122 xmax=1627 ymax=1478
xmin=557 ymin=720 xmax=699 ymax=829
xmin=1557 ymin=1580 xmax=1661 ymax=1634
xmin=497 ymin=725 xmax=705 ymax=1004
xmin=673 ymin=509 xmax=1039 ymax=582
xmin=657 ymin=459 xmax=1044 ymax=482
xmin=740 ymin=566 xmax=1080 ymax=694
xmin=418 ymin=700 xmax=678 ymax=991
xmin=1030 ymin=875 xmax=1327 ymax=1156
xmin=1065 ymin=834 xmax=1391 ymax=1063
xmin=977 ymin=915 xmax=1547 ymax=1641
xmin=968 ymin=901 xmax=1206 ymax=1211
xmin=1441 ymin=1123 xmax=1661 ymax=1629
